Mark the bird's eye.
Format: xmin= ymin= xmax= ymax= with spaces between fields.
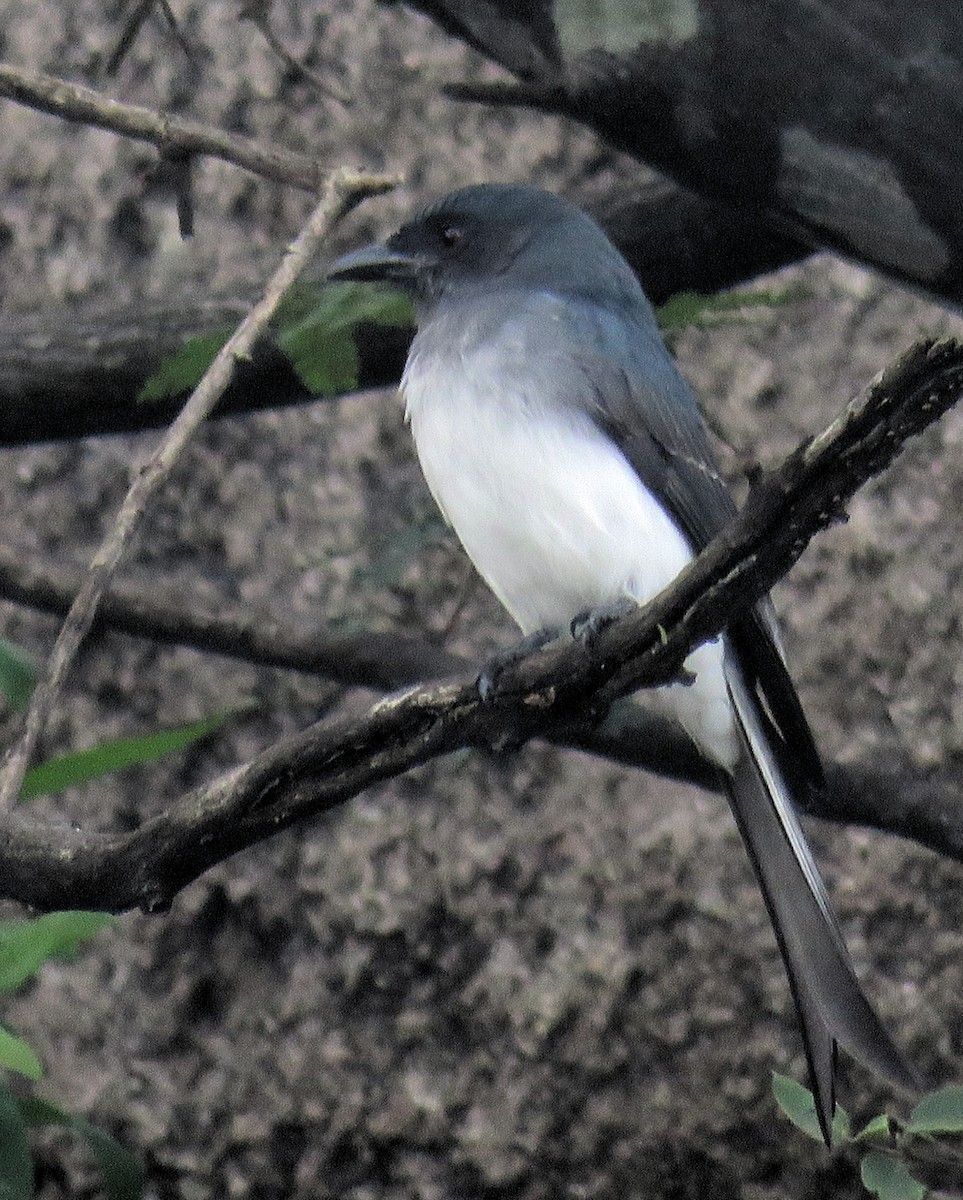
xmin=440 ymin=224 xmax=463 ymax=248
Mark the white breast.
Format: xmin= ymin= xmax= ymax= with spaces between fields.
xmin=401 ymin=331 xmax=738 ymax=770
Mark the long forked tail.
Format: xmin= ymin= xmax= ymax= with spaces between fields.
xmin=724 ymin=662 xmax=916 ymax=1145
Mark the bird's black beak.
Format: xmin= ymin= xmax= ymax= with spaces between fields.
xmin=327 ymin=241 xmax=423 ymax=285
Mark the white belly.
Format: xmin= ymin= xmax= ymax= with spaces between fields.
xmin=402 ymin=344 xmax=738 ymax=769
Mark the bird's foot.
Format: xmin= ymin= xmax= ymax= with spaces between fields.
xmin=570 ymin=597 xmax=638 ymax=647
xmin=477 ymin=626 xmax=560 ymax=701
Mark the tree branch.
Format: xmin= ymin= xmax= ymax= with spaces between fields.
xmin=429 ymin=0 xmax=963 ymax=308
xmin=0 ymin=166 xmax=398 ymax=812
xmin=5 ymin=538 xmax=963 ymax=871
xmin=4 ymin=538 xmax=963 ymax=876
xmin=1 ymin=336 xmax=960 ymax=912
xmin=0 ymin=172 xmax=807 ymax=449
xmin=0 ymin=297 xmax=411 ymax=447
xmin=0 ymin=540 xmax=464 ymax=690
xmin=0 ymin=61 xmax=338 ymax=193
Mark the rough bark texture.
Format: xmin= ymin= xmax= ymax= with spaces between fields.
xmin=429 ymin=0 xmax=963 ymax=305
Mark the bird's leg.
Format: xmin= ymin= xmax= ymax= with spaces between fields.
xmin=573 ymin=597 xmax=697 ymax=687
xmin=570 ymin=597 xmax=638 ymax=646
xmin=477 ymin=626 xmax=561 ymax=701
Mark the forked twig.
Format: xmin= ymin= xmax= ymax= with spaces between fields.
xmin=0 ymin=166 xmax=399 ymax=812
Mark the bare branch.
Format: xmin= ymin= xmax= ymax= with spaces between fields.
xmin=0 ymin=336 xmax=960 ymax=912
xmin=0 ymin=61 xmax=342 ymax=193
xmin=239 ymin=0 xmax=351 ymax=104
xmin=0 ymin=540 xmax=463 ymax=690
xmin=0 ymin=166 xmax=398 ymax=812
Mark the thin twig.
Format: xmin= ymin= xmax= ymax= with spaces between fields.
xmin=156 ymin=0 xmax=197 ymax=63
xmin=104 ymin=0 xmax=199 ymax=76
xmin=0 ymin=61 xmax=334 ymax=192
xmin=0 ymin=166 xmax=398 ymax=812
xmin=104 ymin=0 xmax=157 ymax=75
xmin=240 ymin=2 xmax=351 ymax=104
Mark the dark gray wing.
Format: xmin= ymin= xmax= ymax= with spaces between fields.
xmin=564 ymin=296 xmax=736 ymax=553
xmin=551 ymin=293 xmax=823 ymax=789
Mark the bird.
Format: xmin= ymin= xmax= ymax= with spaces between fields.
xmin=328 ymin=183 xmax=915 ymax=1143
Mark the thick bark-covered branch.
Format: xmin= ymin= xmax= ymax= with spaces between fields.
xmin=6 ymin=539 xmax=963 ymax=869
xmin=419 ymin=0 xmax=963 ymax=307
xmin=401 ymin=0 xmax=561 ymax=80
xmin=1 ymin=336 xmax=959 ymax=912
xmin=0 ymin=174 xmax=806 ymax=448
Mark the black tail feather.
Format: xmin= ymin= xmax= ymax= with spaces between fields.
xmin=724 ymin=662 xmax=916 ymax=1146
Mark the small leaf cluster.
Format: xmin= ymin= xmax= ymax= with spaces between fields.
xmin=774 ymin=1072 xmax=963 ymax=1199
xmin=138 ymin=280 xmax=414 ymax=403
xmin=0 ymin=914 xmax=142 ymax=1199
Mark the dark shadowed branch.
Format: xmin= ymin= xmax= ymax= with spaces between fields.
xmin=0 ymin=540 xmax=465 ymax=690
xmin=0 ymin=173 xmax=806 ymax=449
xmin=4 ymin=537 xmax=963 ymax=867
xmin=423 ymin=0 xmax=963 ymax=308
xmin=0 ymin=336 xmax=960 ymax=912
xmin=0 ymin=295 xmax=412 ymax=447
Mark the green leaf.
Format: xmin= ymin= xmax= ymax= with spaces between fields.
xmin=0 ymin=640 xmax=37 ymax=712
xmin=18 ymin=1097 xmax=143 ymax=1200
xmin=856 ymin=1114 xmax=893 ymax=1142
xmin=860 ymin=1151 xmax=927 ymax=1200
xmin=279 ymin=316 xmax=361 ymax=396
xmin=275 ymin=282 xmax=414 ymax=396
xmin=907 ymin=1085 xmax=963 ymax=1135
xmin=771 ymin=1071 xmax=850 ymax=1143
xmin=20 ymin=710 xmax=233 ymax=801
xmin=0 ymin=912 xmax=114 ymax=993
xmin=272 ymin=281 xmax=330 ymax=327
xmin=0 ymin=1084 xmax=32 ymax=1200
xmin=137 ymin=330 xmax=232 ymax=402
xmin=75 ymin=1119 xmax=143 ymax=1200
xmin=0 ymin=1027 xmax=41 ymax=1080
xmin=656 ymin=288 xmax=788 ymax=333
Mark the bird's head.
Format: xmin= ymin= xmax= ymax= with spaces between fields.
xmin=327 ymin=183 xmax=641 ymax=315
